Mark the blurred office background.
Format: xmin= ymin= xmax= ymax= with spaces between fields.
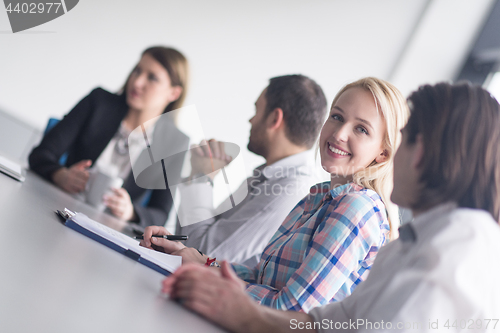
xmin=1 ymin=0 xmax=500 ymax=222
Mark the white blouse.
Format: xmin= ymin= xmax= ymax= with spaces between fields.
xmin=94 ymin=121 xmax=155 ymax=180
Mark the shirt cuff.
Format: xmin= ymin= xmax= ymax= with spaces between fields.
xmin=231 ymin=263 xmax=257 ymax=283
xmin=176 ymin=182 xmax=214 ymax=227
xmin=309 ymin=302 xmax=356 ymax=333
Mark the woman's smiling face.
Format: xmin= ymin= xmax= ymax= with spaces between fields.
xmin=319 ymin=87 xmax=388 ymax=185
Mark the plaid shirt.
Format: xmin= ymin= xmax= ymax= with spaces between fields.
xmin=232 ymin=182 xmax=390 ymax=312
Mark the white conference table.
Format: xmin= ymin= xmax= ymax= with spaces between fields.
xmin=0 ymin=170 xmax=224 ymax=333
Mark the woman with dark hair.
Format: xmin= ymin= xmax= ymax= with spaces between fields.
xmin=160 ymin=82 xmax=500 ymax=332
xmin=29 ymin=46 xmax=189 ymax=227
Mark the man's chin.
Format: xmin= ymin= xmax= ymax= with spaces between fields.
xmin=247 ymin=143 xmax=262 ymax=157
xmin=247 ymin=143 xmax=256 ymax=154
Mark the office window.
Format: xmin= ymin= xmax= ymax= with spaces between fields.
xmin=487 ymin=71 xmax=500 ymax=101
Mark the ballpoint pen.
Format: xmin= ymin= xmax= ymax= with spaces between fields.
xmin=134 ymin=235 xmax=188 ymax=241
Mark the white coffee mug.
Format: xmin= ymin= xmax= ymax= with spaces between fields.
xmin=85 ymin=169 xmax=123 ymax=211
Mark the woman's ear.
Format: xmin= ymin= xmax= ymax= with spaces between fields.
xmin=375 ymin=149 xmax=389 ymax=163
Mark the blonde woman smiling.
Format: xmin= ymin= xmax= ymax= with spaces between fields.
xmin=143 ymin=77 xmax=409 ymax=312
xmin=162 ymin=82 xmax=500 ymax=333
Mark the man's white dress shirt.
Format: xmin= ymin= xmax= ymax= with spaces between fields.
xmin=177 ymin=150 xmax=322 ymax=266
xmin=309 ymin=202 xmax=500 ymax=333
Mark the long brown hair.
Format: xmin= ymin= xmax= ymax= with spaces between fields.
xmin=406 ymin=82 xmax=500 ymax=222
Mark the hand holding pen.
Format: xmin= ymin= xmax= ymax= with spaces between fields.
xmin=138 ymin=225 xmax=187 ymax=254
xmin=135 ymin=234 xmax=187 ymax=241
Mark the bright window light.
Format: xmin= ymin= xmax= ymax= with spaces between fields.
xmin=487 ymin=71 xmax=500 ymax=102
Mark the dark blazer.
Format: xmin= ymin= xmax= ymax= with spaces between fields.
xmin=29 ymin=88 xmax=189 ymax=227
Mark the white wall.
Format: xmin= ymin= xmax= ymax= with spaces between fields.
xmin=0 ymin=0 xmax=428 ymax=172
xmin=0 ymin=0 xmax=494 ymax=181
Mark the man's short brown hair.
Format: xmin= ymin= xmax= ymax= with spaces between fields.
xmin=265 ymin=75 xmax=327 ymax=149
xmin=406 ymin=82 xmax=500 ymax=222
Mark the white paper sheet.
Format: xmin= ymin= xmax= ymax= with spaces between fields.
xmin=71 ymin=213 xmax=182 ymax=273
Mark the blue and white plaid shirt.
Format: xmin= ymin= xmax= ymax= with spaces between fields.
xmin=232 ymin=182 xmax=390 ymax=312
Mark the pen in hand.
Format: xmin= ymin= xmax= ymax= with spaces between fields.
xmin=135 ymin=234 xmax=188 ymax=241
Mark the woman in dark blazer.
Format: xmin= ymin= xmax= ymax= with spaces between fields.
xmin=29 ymin=46 xmax=189 ymax=227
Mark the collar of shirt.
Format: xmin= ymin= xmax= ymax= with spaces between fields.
xmin=253 ymin=150 xmax=315 ymax=182
xmin=309 ymin=181 xmax=363 ymax=199
xmin=127 ymin=121 xmax=156 ymax=146
xmin=406 ymin=201 xmax=458 ymax=243
xmin=304 ymin=181 xmax=364 ymax=213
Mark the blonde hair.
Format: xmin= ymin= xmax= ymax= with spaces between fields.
xmin=331 ymin=77 xmax=409 ymax=240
